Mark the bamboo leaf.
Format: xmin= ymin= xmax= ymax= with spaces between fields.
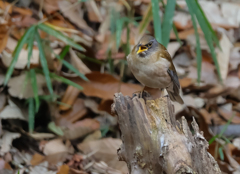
xmin=27 ymin=26 xmax=36 ymax=68
xmin=151 ymin=0 xmax=162 ymax=43
xmin=4 ymin=26 xmax=35 ymax=86
xmin=219 ymin=147 xmax=224 ymax=161
xmin=186 ymin=1 xmax=202 ymax=84
xmin=162 ymin=0 xmax=176 ymax=47
xmin=59 ymin=45 xmax=70 ymax=60
xmin=172 ymin=24 xmax=182 ymax=45
xmin=187 ymin=0 xmax=222 ymax=82
xmin=29 ymin=69 xmax=40 ymax=112
xmin=35 ymin=32 xmax=54 ymax=95
xmin=28 ymin=98 xmax=35 ymax=133
xmin=38 ymin=23 xmax=85 ymax=52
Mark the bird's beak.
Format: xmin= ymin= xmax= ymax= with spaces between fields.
xmin=137 ymin=45 xmax=148 ymax=54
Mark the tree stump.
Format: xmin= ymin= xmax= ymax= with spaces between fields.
xmin=111 ymin=92 xmax=221 ymax=174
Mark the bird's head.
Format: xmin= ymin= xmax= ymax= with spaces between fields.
xmin=136 ymin=35 xmax=158 ymax=57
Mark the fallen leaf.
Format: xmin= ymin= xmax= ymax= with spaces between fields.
xmin=225 ymin=75 xmax=240 ymax=88
xmin=30 ymin=133 xmax=55 ymax=140
xmin=199 ymin=109 xmax=224 ymax=125
xmin=68 ymin=72 xmax=142 ymax=100
xmin=43 ymin=139 xmax=72 ymax=156
xmin=179 ymin=78 xmax=194 ymax=88
xmin=30 ymin=161 xmax=57 ymax=174
xmin=216 ymin=32 xmax=233 ymax=80
xmin=78 ymin=138 xmax=128 ymax=173
xmin=82 ymin=130 xmax=102 ymax=143
xmin=173 ymin=12 xmax=192 ymax=30
xmin=34 ymin=0 xmax=59 ymax=14
xmin=57 ymin=164 xmax=69 ymax=174
xmin=30 ymin=153 xmax=45 ymax=166
xmin=58 ymin=1 xmax=94 ymax=35
xmin=167 ymin=42 xmax=181 ymax=57
xmin=59 ymin=86 xmax=80 ymax=111
xmin=0 ymin=94 xmax=6 ymax=112
xmin=218 ymin=108 xmax=240 ymax=124
xmin=0 ymin=25 xmax=9 ymax=53
xmin=64 ymin=118 xmax=100 ymax=140
xmin=98 ymin=99 xmax=113 ymax=115
xmin=0 ymin=131 xmax=21 ymax=155
xmin=0 ymin=99 xmax=26 ymax=120
xmin=229 ymin=47 xmax=240 ymax=71
xmin=85 ymin=0 xmax=103 ymax=22
xmin=8 ymin=73 xmax=46 ymax=99
xmin=58 ymin=99 xmax=87 ymax=126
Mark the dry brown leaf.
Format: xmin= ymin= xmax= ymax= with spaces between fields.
xmin=229 ymin=47 xmax=240 ymax=71
xmin=179 ymin=78 xmax=194 ymax=88
xmin=58 ymin=1 xmax=93 ymax=35
xmin=58 ymin=99 xmax=87 ymax=126
xmin=59 ymin=86 xmax=80 ymax=111
xmin=78 ymin=138 xmax=128 ymax=173
xmin=0 ymin=93 xmax=6 ymax=112
xmin=2 ymin=37 xmax=39 ymax=69
xmin=8 ymin=73 xmax=46 ymax=99
xmin=225 ymin=75 xmax=240 ymax=88
xmin=64 ymin=118 xmax=100 ymax=140
xmin=82 ymin=130 xmax=101 ymax=143
xmin=0 ymin=25 xmax=8 ymax=53
xmin=34 ymin=0 xmax=59 ymax=14
xmin=30 ymin=153 xmax=45 ymax=166
xmin=218 ymin=108 xmax=240 ymax=124
xmin=0 ymin=131 xmax=21 ymax=155
xmin=98 ymin=99 xmax=113 ymax=115
xmin=216 ymin=32 xmax=232 ymax=80
xmin=69 ymin=71 xmax=142 ymax=100
xmin=30 ymin=133 xmax=55 ymax=140
xmin=0 ymin=99 xmax=26 ymax=120
xmin=167 ymin=42 xmax=181 ymax=57
xmin=173 ymin=12 xmax=192 ymax=30
xmin=57 ymin=165 xmax=69 ymax=174
xmin=85 ymin=0 xmax=103 ymax=22
xmin=199 ymin=109 xmax=224 ymax=125
xmin=43 ymin=139 xmax=73 ymax=156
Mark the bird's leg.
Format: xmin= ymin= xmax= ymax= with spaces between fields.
xmin=140 ymin=86 xmax=145 ymax=98
xmin=160 ymin=88 xmax=164 ymax=98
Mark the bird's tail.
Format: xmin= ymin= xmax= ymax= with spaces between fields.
xmin=167 ymin=90 xmax=184 ymax=104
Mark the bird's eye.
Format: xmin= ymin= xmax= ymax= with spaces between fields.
xmin=148 ymin=42 xmax=152 ymax=47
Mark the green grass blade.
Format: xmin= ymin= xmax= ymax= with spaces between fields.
xmin=48 ymin=122 xmax=64 ymax=136
xmin=59 ymin=45 xmax=70 ymax=60
xmin=28 ymin=98 xmax=35 ymax=133
xmin=194 ymin=0 xmax=220 ymax=49
xmin=52 ymin=48 xmax=89 ymax=81
xmin=172 ymin=24 xmax=182 ymax=46
xmin=35 ymin=32 xmax=54 ymax=95
xmin=218 ymin=147 xmax=224 ymax=161
xmin=29 ymin=69 xmax=40 ymax=112
xmin=209 ymin=135 xmax=218 ymax=145
xmin=116 ymin=18 xmax=126 ymax=50
xmin=162 ymin=0 xmax=176 ymax=47
xmin=186 ymin=1 xmax=202 ymax=84
xmin=4 ymin=26 xmax=35 ymax=86
xmin=151 ymin=0 xmax=162 ymax=43
xmin=138 ymin=5 xmax=152 ymax=35
xmin=38 ymin=23 xmax=85 ymax=52
xmin=27 ymin=26 xmax=36 ymax=69
xmin=187 ymin=0 xmax=222 ymax=82
xmin=50 ymin=72 xmax=83 ymax=90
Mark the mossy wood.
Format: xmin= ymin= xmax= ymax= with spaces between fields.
xmin=112 ymin=92 xmax=221 ymax=174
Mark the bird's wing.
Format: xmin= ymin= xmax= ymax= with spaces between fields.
xmin=167 ymin=69 xmax=180 ymax=90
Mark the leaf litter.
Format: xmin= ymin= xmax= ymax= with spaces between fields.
xmin=1 ymin=0 xmax=240 ymax=173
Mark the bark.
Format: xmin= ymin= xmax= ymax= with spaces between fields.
xmin=111 ymin=92 xmax=221 ymax=174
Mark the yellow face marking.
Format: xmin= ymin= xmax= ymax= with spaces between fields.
xmin=137 ymin=45 xmax=148 ymax=54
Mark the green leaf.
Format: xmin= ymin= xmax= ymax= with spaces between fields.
xmin=48 ymin=122 xmax=64 ymax=136
xmin=219 ymin=113 xmax=235 ymax=137
xmin=27 ymin=26 xmax=36 ymax=68
xmin=219 ymin=147 xmax=224 ymax=161
xmin=38 ymin=23 xmax=85 ymax=52
xmin=162 ymin=0 xmax=176 ymax=47
xmin=186 ymin=1 xmax=202 ymax=84
xmin=138 ymin=5 xmax=152 ymax=35
xmin=151 ymin=0 xmax=162 ymax=43
xmin=35 ymin=31 xmax=54 ymax=95
xmin=4 ymin=26 xmax=35 ymax=86
xmin=49 ymin=72 xmax=83 ymax=90
xmin=188 ymin=0 xmax=222 ymax=82
xmin=52 ymin=48 xmax=89 ymax=81
xmin=29 ymin=69 xmax=40 ymax=112
xmin=194 ymin=0 xmax=220 ymax=49
xmin=59 ymin=45 xmax=70 ymax=60
xmin=28 ymin=98 xmax=35 ymax=133
xmin=116 ymin=18 xmax=126 ymax=50
xmin=172 ymin=24 xmax=182 ymax=46
xmin=209 ymin=135 xmax=218 ymax=145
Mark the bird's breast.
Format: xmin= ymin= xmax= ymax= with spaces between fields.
xmin=127 ymin=55 xmax=172 ymax=88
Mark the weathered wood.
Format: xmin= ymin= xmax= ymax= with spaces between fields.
xmin=111 ymin=92 xmax=221 ymax=174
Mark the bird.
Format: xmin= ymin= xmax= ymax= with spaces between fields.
xmin=127 ymin=35 xmax=184 ymax=104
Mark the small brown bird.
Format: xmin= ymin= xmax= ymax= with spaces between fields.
xmin=127 ymin=35 xmax=184 ymax=104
